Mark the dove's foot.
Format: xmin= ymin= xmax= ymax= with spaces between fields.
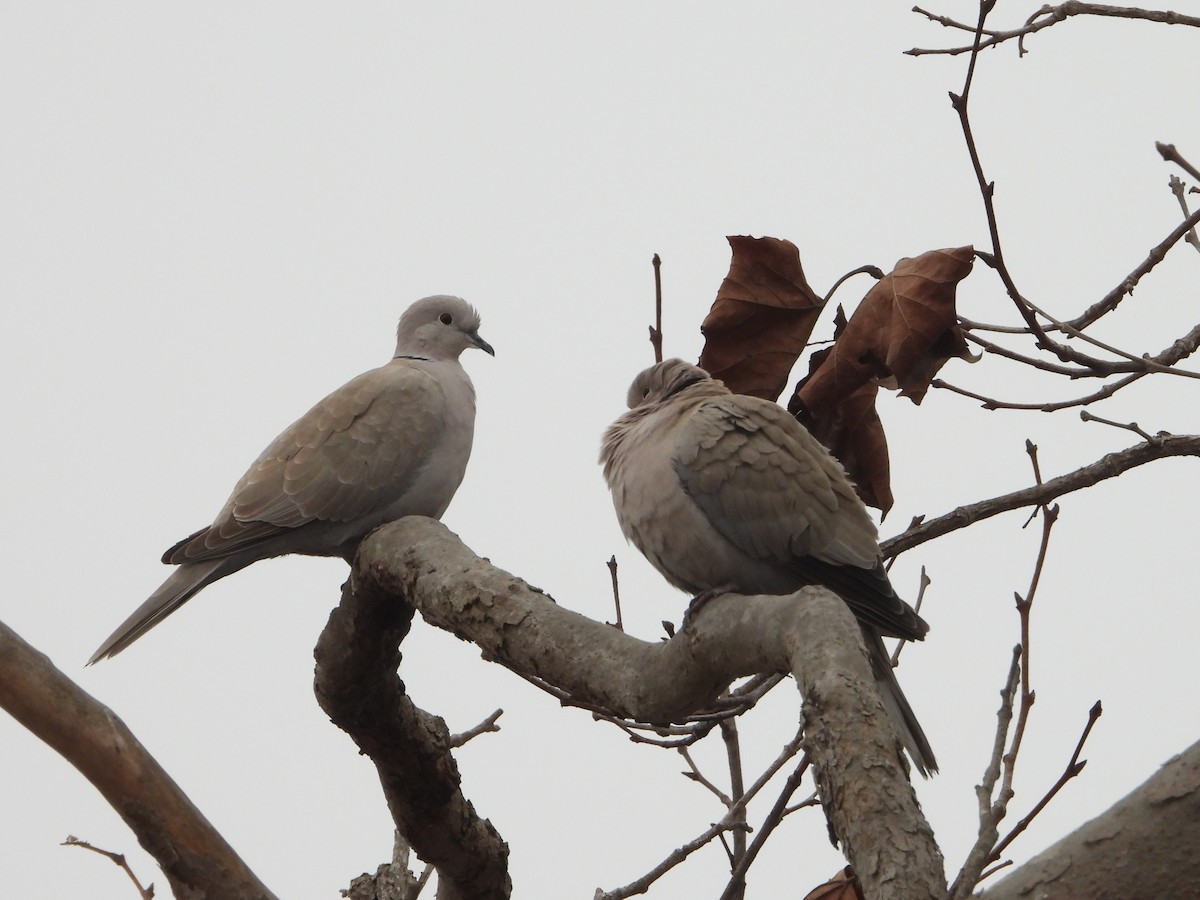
xmin=681 ymin=583 xmax=737 ymax=631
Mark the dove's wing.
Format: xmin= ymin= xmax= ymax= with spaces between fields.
xmin=673 ymin=394 xmax=925 ymax=641
xmin=165 ymin=359 xmax=456 ymax=564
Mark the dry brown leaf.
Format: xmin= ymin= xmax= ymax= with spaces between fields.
xmin=787 ymin=246 xmax=974 ymax=512
xmin=789 ymin=348 xmax=893 ymax=513
xmin=802 ymin=866 xmax=864 ymax=900
xmin=795 ymin=246 xmax=975 ymax=419
xmin=697 ymin=235 xmax=824 ymax=401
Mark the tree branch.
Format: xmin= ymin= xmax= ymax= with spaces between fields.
xmin=884 ymin=434 xmax=1200 ymax=557
xmin=0 ymin=620 xmax=277 ymax=900
xmin=908 ymin=3 xmax=1200 ymax=58
xmin=352 ymin=517 xmax=946 ymax=900
xmin=313 ymin=567 xmax=511 ymax=900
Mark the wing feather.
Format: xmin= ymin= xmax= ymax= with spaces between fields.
xmin=165 ymin=362 xmax=444 ymax=562
xmin=674 ymin=395 xmax=926 ymax=640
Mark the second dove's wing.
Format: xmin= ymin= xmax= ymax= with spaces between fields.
xmin=673 ymin=395 xmax=925 ymax=640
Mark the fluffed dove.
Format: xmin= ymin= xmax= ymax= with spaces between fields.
xmin=90 ymin=295 xmax=494 ymax=663
xmin=601 ymin=359 xmax=937 ymax=775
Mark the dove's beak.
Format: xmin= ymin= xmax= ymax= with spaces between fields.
xmin=470 ymin=332 xmax=495 ymax=356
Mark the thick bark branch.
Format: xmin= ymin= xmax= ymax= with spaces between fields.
xmin=313 ymin=567 xmax=511 ymax=900
xmin=976 ymin=739 xmax=1200 ymax=900
xmin=0 ymin=620 xmax=277 ymax=900
xmin=351 ymin=517 xmax=946 ymax=900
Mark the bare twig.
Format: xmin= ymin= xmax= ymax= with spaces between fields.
xmin=718 ymin=752 xmax=812 ymax=900
xmin=946 ymin=2 xmax=1061 ymax=357
xmin=952 ymin=496 xmax=1059 ymax=898
xmin=448 ymin=709 xmax=503 ymax=749
xmin=908 ymin=3 xmax=1200 ymax=57
xmin=719 ymin=718 xmax=748 ymax=899
xmin=958 ymin=206 xmax=1200 ymax=336
xmin=607 ymin=555 xmax=624 ymax=632
xmin=601 ymin=726 xmax=807 ymax=900
xmin=891 ymin=566 xmax=931 ymax=666
xmin=679 ymin=746 xmax=733 ymax=806
xmin=1157 ymin=141 xmax=1200 ymax=182
xmin=1068 ymin=206 xmax=1200 ymax=326
xmin=949 ymin=645 xmax=1021 ymax=899
xmin=593 ymin=797 xmax=752 ymax=900
xmin=885 ymin=434 xmax=1198 ymax=558
xmin=63 ymin=837 xmax=155 ymax=899
xmin=1168 ymin=175 xmax=1200 ymax=254
xmin=935 ymin=5 xmax=1200 ymax=386
xmin=649 ymin=254 xmax=664 ymax=363
xmin=931 ymin=371 xmax=1148 ymax=411
xmin=987 ymin=701 xmax=1104 ymax=865
xmin=1079 ymin=410 xmax=1157 ymax=441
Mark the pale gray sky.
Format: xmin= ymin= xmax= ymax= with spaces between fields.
xmin=2 ymin=4 xmax=1197 ymax=898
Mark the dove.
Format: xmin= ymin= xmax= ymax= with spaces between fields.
xmin=90 ymin=295 xmax=494 ymax=663
xmin=600 ymin=358 xmax=936 ymax=775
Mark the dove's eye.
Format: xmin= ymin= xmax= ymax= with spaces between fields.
xmin=439 ymin=313 xmax=453 ymax=325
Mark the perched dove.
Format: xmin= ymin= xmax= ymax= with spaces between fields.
xmin=90 ymin=295 xmax=493 ymax=663
xmin=601 ymin=359 xmax=937 ymax=775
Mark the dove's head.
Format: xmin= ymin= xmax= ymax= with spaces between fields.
xmin=626 ymin=359 xmax=714 ymax=409
xmin=395 ymin=295 xmax=495 ymax=360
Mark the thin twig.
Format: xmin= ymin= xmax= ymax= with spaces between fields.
xmin=941 ymin=16 xmax=1200 ymax=379
xmin=607 ymin=555 xmax=624 ymax=631
xmin=930 ymin=370 xmax=1146 ymax=411
xmin=891 ymin=566 xmax=930 ymax=666
xmin=1067 ymin=206 xmax=1200 ymax=326
xmin=1168 ymin=175 xmax=1200 ymax=254
xmin=679 ymin=746 xmax=733 ymax=806
xmin=448 ymin=709 xmax=503 ymax=749
xmin=63 ymin=837 xmax=154 ymax=899
xmin=596 ymin=728 xmax=804 ymax=900
xmin=1079 ymin=410 xmax=1157 ymax=441
xmin=987 ymin=701 xmax=1103 ymax=863
xmin=951 ymin=492 xmax=1059 ymax=898
xmin=1157 ymin=141 xmax=1200 ymax=182
xmin=650 ymin=254 xmax=664 ymax=364
xmin=719 ymin=718 xmax=748 ymax=899
xmin=908 ymin=3 xmax=1200 ymax=57
xmin=949 ymin=646 xmax=1021 ymax=899
xmin=718 ymin=752 xmax=812 ymax=900
xmin=884 ymin=434 xmax=1199 ymax=558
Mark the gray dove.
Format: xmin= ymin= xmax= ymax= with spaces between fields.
xmin=601 ymin=358 xmax=936 ymax=775
xmin=90 ymin=295 xmax=493 ymax=663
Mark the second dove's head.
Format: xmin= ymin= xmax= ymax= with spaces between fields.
xmin=626 ymin=358 xmax=713 ymax=409
xmin=395 ymin=295 xmax=495 ymax=360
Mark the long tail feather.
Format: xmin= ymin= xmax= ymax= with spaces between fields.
xmin=89 ymin=560 xmax=229 ymax=664
xmin=863 ymin=627 xmax=938 ymax=777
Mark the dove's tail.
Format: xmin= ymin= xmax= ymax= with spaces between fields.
xmin=88 ymin=559 xmax=233 ymax=664
xmin=863 ymin=628 xmax=938 ymax=777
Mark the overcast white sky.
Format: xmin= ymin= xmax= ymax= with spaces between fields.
xmin=2 ymin=4 xmax=1198 ymax=898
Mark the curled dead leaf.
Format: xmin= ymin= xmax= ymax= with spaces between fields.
xmin=788 ymin=348 xmax=893 ymax=513
xmin=794 ymin=246 xmax=975 ymax=419
xmin=788 ymin=246 xmax=975 ymax=511
xmin=698 ymin=235 xmax=824 ymax=401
